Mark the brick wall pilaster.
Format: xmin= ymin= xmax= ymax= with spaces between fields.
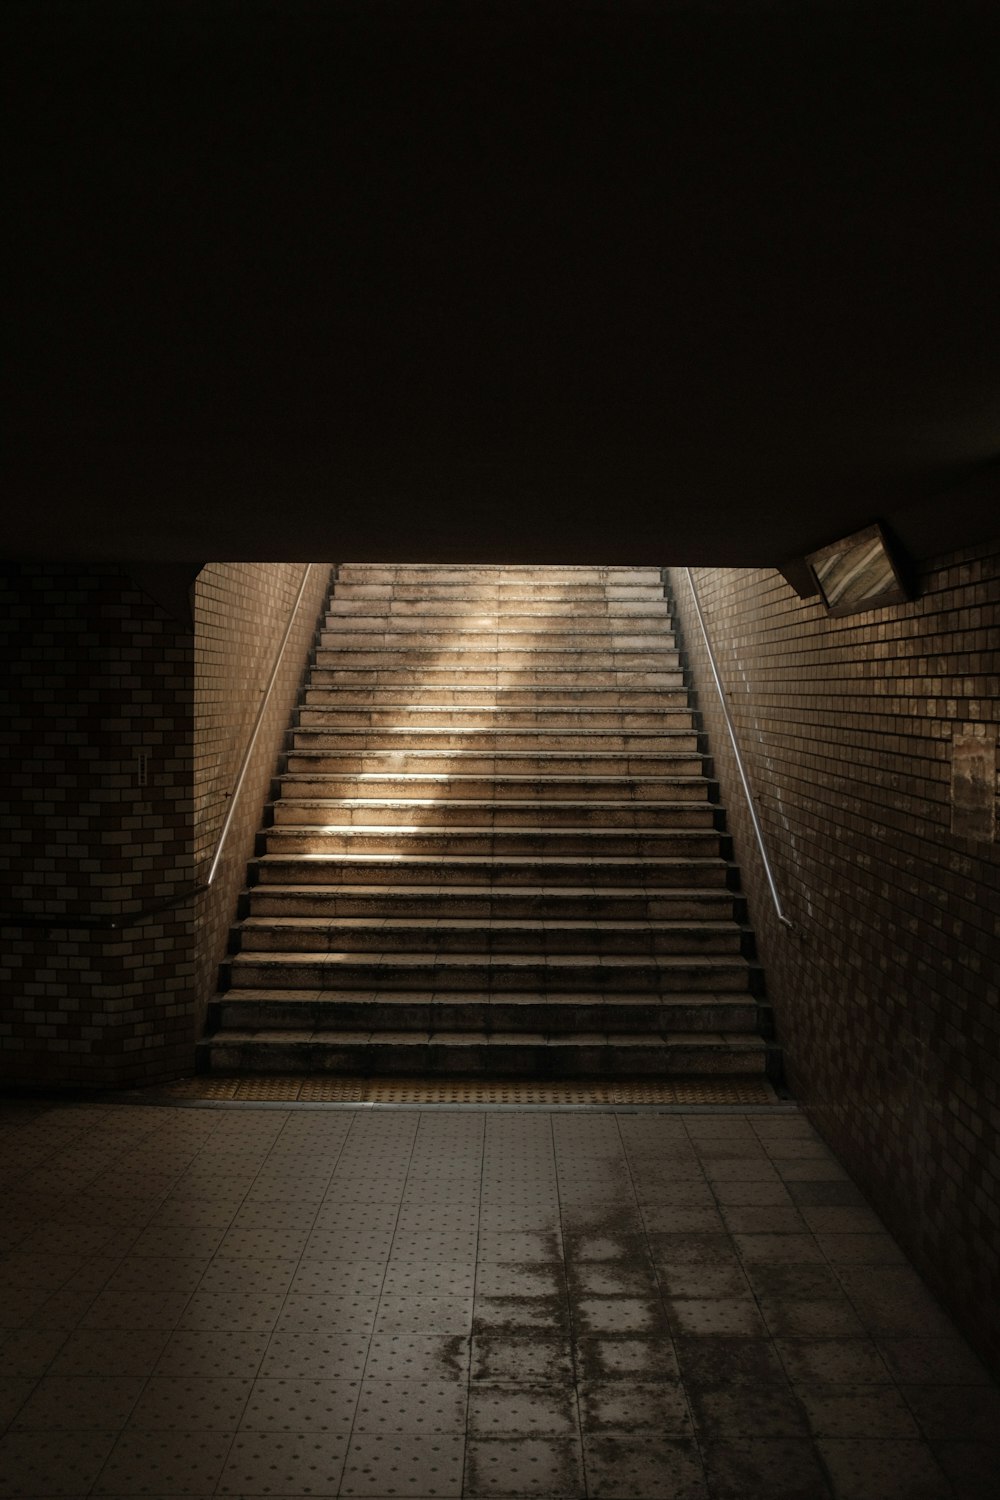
xmin=0 ymin=560 xmax=332 ymax=1088
xmin=0 ymin=565 xmax=195 ymax=1086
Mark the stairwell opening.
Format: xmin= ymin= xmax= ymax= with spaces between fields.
xmin=199 ymin=564 xmax=778 ymax=1090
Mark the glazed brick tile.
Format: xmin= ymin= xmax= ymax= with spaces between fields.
xmin=669 ymin=551 xmax=1000 ymax=1374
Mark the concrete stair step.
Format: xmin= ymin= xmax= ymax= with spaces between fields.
xmin=198 ymin=1030 xmax=768 ymax=1078
xmin=228 ymin=950 xmax=753 ymax=992
xmin=327 ymin=596 xmax=670 ymax=613
xmin=236 ymin=916 xmax=744 ymax=955
xmin=322 ymin=616 xmax=676 ymax=636
xmin=247 ymin=884 xmax=738 ymax=921
xmin=321 ymin=618 xmax=675 ymax=634
xmin=325 ymin=608 xmax=671 ymax=626
xmin=303 ymin=685 xmax=686 ymax=706
xmin=262 ymin=825 xmax=726 ymax=857
xmin=276 ymin=773 xmax=712 ymax=801
xmin=271 ymin=798 xmax=716 ymax=829
xmin=252 ymin=854 xmax=732 ymax=888
xmin=283 ymin=750 xmax=706 ymax=776
xmin=309 ymin=667 xmax=683 ymax=686
xmin=296 ymin=706 xmax=693 ymax=728
xmin=291 ymin=729 xmax=701 ymax=752
xmin=333 ymin=584 xmax=666 ymax=601
xmin=314 ymin=650 xmax=680 ymax=671
xmin=335 ymin=565 xmax=665 ymax=584
xmin=319 ymin=634 xmax=679 ymax=654
xmin=209 ymin=989 xmax=760 ymax=1035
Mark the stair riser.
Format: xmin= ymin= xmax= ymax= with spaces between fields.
xmin=229 ymin=958 xmax=750 ymax=992
xmin=320 ymin=637 xmax=682 ymax=656
xmin=334 ymin=566 xmax=665 ymax=584
xmin=310 ymin=668 xmax=683 ymax=687
xmin=321 ymin=624 xmax=677 ymax=639
xmin=297 ymin=708 xmax=692 ymax=729
xmin=248 ymin=891 xmax=736 ymax=921
xmin=291 ymin=732 xmax=701 ymax=752
xmin=238 ymin=928 xmax=743 ymax=956
xmin=252 ymin=857 xmax=731 ymax=888
xmin=284 ymin=753 xmax=705 ymax=777
xmin=321 ymin=620 xmax=676 ymax=639
xmin=303 ymin=687 xmax=686 ymax=707
xmin=314 ymin=652 xmax=680 ymax=672
xmin=263 ymin=829 xmax=723 ymax=856
xmin=198 ymin=1038 xmax=767 ymax=1078
xmin=333 ymin=586 xmax=667 ymax=602
xmin=277 ymin=778 xmax=710 ymax=802
xmin=271 ymin=803 xmax=715 ymax=829
xmin=328 ymin=600 xmax=671 ymax=618
xmin=212 ymin=998 xmax=759 ymax=1034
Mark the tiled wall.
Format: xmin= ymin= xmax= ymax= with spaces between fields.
xmin=192 ymin=563 xmax=332 ymax=1036
xmin=0 ymin=561 xmax=331 ymax=1088
xmin=0 ymin=565 xmax=195 ymax=1087
xmin=667 ymin=544 xmax=1000 ymax=1370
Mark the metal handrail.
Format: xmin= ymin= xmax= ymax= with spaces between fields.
xmin=681 ymin=567 xmax=793 ymax=930
xmin=1 ymin=563 xmax=325 ymax=931
xmin=205 ymin=562 xmax=319 ymax=887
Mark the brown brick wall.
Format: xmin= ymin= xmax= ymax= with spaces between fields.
xmin=191 ymin=563 xmax=332 ymax=1034
xmin=667 ymin=544 xmax=1000 ymax=1371
xmin=0 ymin=561 xmax=331 ymax=1087
xmin=0 ymin=565 xmax=195 ymax=1087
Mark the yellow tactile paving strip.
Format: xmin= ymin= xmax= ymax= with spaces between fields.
xmin=154 ymin=1074 xmax=779 ymax=1104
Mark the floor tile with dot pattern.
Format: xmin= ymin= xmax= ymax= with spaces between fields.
xmin=0 ymin=1100 xmax=996 ymax=1498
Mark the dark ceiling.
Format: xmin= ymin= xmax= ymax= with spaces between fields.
xmin=4 ymin=0 xmax=999 ymax=569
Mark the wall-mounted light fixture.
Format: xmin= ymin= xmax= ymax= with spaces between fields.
xmin=804 ymin=522 xmax=911 ymax=616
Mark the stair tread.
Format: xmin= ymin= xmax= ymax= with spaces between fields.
xmin=254 ymin=853 xmax=726 ymax=865
xmin=285 ymin=751 xmax=701 ymax=762
xmin=232 ymin=950 xmax=747 ymax=966
xmin=292 ymin=727 xmax=697 ymax=735
xmin=204 ymin=1028 xmax=766 ymax=1048
xmin=306 ymin=686 xmax=685 ymax=693
xmin=239 ymin=912 xmax=740 ymax=924
xmin=333 ymin=595 xmax=666 ymax=600
xmin=248 ymin=884 xmax=729 ymax=898
xmin=216 ymin=987 xmax=751 ymax=1003
xmin=267 ymin=822 xmax=718 ymax=832
xmin=306 ymin=696 xmax=684 ymax=705
xmin=293 ymin=734 xmax=698 ymax=744
xmin=300 ymin=701 xmax=690 ymax=708
xmin=273 ymin=798 xmax=712 ymax=812
xmin=278 ymin=774 xmax=710 ymax=785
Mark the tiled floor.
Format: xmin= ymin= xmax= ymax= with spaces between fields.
xmin=1 ymin=1100 xmax=997 ymax=1498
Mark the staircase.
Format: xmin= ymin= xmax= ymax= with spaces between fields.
xmin=199 ymin=564 xmax=776 ymax=1080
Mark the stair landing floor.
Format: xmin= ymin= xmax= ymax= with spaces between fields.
xmin=1 ymin=1096 xmax=995 ymax=1500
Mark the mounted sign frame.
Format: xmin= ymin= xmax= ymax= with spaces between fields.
xmin=805 ymin=522 xmax=911 ymax=616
